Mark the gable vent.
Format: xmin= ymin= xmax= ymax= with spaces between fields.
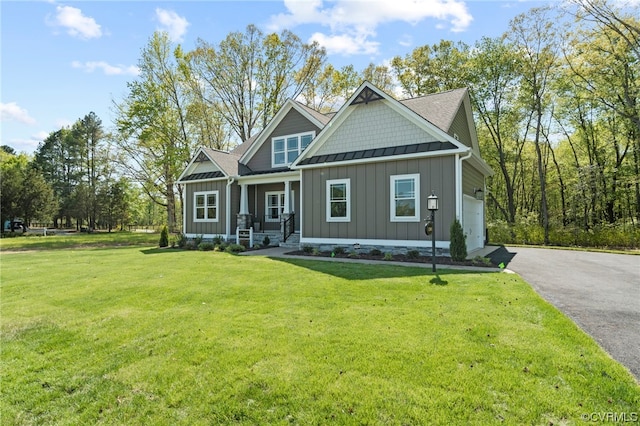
xmin=351 ymin=86 xmax=384 ymax=105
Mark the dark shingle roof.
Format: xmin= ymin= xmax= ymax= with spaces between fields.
xmin=399 ymin=88 xmax=467 ymax=133
xmin=297 ymin=141 xmax=457 ymax=166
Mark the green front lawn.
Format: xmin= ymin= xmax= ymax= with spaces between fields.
xmin=1 ymin=241 xmax=638 ymax=425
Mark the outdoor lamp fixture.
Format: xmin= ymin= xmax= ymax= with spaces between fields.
xmin=427 ymin=192 xmax=439 ymax=272
xmin=474 ymin=187 xmax=484 ymax=201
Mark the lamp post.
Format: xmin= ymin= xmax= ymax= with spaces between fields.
xmin=427 ymin=192 xmax=439 ymax=272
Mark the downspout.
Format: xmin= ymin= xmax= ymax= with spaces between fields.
xmin=226 ymin=176 xmax=235 ymax=241
xmin=456 ymin=148 xmax=473 ymax=221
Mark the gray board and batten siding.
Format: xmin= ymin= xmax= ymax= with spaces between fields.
xmin=301 ymin=156 xmax=456 ymax=242
xmin=184 ymin=179 xmax=239 ymax=236
xmin=245 ymin=108 xmax=323 ymax=173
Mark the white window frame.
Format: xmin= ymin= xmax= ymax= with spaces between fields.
xmin=193 ymin=190 xmax=219 ymax=222
xmin=390 ymin=174 xmax=420 ymax=222
xmin=265 ymin=191 xmax=284 ymax=222
xmin=271 ymin=131 xmax=315 ymax=168
xmin=326 ymin=178 xmax=351 ymax=222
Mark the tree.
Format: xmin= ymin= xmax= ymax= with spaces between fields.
xmin=507 ymin=6 xmax=562 ymax=244
xmin=299 ymin=64 xmax=360 ymax=113
xmin=188 ymin=24 xmax=326 ymax=143
xmin=72 ymin=112 xmax=106 ymax=230
xmin=467 ymin=36 xmax=528 ymax=224
xmin=391 ymin=40 xmax=470 ymax=97
xmin=114 ymin=31 xmax=195 ymax=232
xmin=0 ymin=151 xmax=57 ymax=228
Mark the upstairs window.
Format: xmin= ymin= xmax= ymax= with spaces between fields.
xmin=390 ymin=174 xmax=420 ymax=222
xmin=272 ymin=131 xmax=314 ymax=167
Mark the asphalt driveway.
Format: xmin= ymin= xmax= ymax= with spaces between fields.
xmin=490 ymin=246 xmax=640 ymax=381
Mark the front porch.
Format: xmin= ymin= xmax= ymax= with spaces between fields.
xmin=235 ymin=170 xmax=301 ymax=245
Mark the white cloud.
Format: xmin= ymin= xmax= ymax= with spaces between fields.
xmin=310 ymin=31 xmax=379 ymax=56
xmin=155 ymin=8 xmax=189 ymax=42
xmin=0 ymin=102 xmax=36 ymax=125
xmin=268 ymin=0 xmax=472 ymax=56
xmin=71 ymin=61 xmax=140 ymax=76
xmin=51 ymin=5 xmax=102 ymax=39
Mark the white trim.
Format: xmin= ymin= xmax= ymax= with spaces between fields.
xmin=300 ymin=236 xmax=450 ymax=249
xmin=239 ymin=100 xmax=325 ymax=165
xmin=293 ymin=147 xmax=464 ymax=170
xmin=235 ymin=170 xmax=300 ymax=186
xmin=291 ymin=81 xmax=469 ymax=168
xmin=193 ymin=190 xmax=219 ymax=222
xmin=271 ymin=131 xmax=315 ymax=168
xmin=390 ymin=173 xmax=420 ymax=222
xmin=184 ymin=233 xmax=228 ymax=240
xmin=326 ymin=178 xmax=351 ymax=222
xmin=177 ymin=176 xmax=227 ymax=184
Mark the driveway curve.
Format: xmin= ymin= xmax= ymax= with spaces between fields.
xmin=491 ymin=246 xmax=640 ymax=381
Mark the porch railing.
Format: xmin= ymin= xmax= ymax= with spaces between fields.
xmin=283 ymin=214 xmax=295 ymax=242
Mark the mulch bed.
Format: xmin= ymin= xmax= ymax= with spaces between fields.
xmin=284 ymin=250 xmax=497 ymax=268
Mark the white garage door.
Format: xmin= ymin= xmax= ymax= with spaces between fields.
xmin=463 ymin=195 xmax=484 ymax=252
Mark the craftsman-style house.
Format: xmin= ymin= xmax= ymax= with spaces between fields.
xmin=177 ymin=81 xmax=492 ymax=255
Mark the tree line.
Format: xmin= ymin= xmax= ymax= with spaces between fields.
xmin=3 ymin=0 xmax=638 ymax=246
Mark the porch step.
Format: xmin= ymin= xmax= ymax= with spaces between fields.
xmin=279 ymin=233 xmax=300 ymax=249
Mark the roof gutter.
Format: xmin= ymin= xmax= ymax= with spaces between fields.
xmin=456 ymin=148 xmax=473 ymax=220
xmin=226 ymin=176 xmax=235 ymax=240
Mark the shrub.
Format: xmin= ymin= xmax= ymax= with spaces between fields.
xmin=159 ymin=225 xmax=169 ymax=248
xmin=263 ymin=236 xmax=271 ymax=247
xmin=194 ymin=234 xmax=204 ymax=247
xmin=212 ymin=235 xmax=224 ymax=246
xmin=302 ymin=245 xmax=313 ymax=253
xmin=369 ymin=248 xmax=382 ymax=256
xmin=383 ymin=252 xmax=394 ymax=261
xmin=348 ymin=251 xmax=359 ymax=258
xmin=333 ymin=246 xmax=345 ymax=255
xmin=198 ymin=242 xmax=215 ymax=251
xmin=176 ymin=233 xmax=188 ymax=249
xmin=225 ymin=243 xmax=246 ymax=254
xmin=449 ymin=219 xmax=467 ymax=261
xmin=406 ymin=249 xmax=420 ymax=259
xmin=312 ymin=248 xmax=320 ymax=256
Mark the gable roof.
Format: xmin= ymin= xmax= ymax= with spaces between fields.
xmin=177 ymin=146 xmax=240 ymax=183
xmin=399 ymin=88 xmax=467 ymax=133
xmin=292 ymin=81 xmax=470 ymax=168
xmin=237 ymin=99 xmax=329 ymax=166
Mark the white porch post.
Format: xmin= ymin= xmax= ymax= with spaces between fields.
xmin=240 ymin=184 xmax=249 ymax=214
xmin=283 ymin=180 xmax=291 ymax=214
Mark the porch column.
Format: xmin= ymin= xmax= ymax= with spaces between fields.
xmin=237 ymin=183 xmax=251 ymax=230
xmin=240 ymin=184 xmax=249 ymax=214
xmin=283 ymin=180 xmax=291 ymax=214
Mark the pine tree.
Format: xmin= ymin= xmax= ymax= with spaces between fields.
xmin=449 ymin=219 xmax=467 ymax=261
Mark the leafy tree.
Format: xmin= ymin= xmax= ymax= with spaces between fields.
xmin=391 ymin=40 xmax=470 ymax=97
xmin=188 ymin=24 xmax=326 ymax=143
xmin=0 ymin=151 xmax=57 ymax=228
xmin=507 ymin=6 xmax=562 ymax=244
xmin=115 ymin=31 xmax=194 ymax=232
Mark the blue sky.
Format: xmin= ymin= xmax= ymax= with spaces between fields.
xmin=1 ymin=0 xmax=549 ymax=154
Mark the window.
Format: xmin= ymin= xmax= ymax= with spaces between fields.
xmin=390 ymin=174 xmax=420 ymax=222
xmin=272 ymin=131 xmax=315 ymax=167
xmin=194 ymin=191 xmax=219 ymax=222
xmin=326 ymin=179 xmax=350 ymax=222
xmin=265 ymin=191 xmax=285 ymax=222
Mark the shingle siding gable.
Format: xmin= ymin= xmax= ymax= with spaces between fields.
xmin=313 ymin=101 xmax=440 ymax=157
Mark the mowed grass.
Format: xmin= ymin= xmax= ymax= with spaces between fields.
xmin=1 ymin=240 xmax=638 ymax=425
